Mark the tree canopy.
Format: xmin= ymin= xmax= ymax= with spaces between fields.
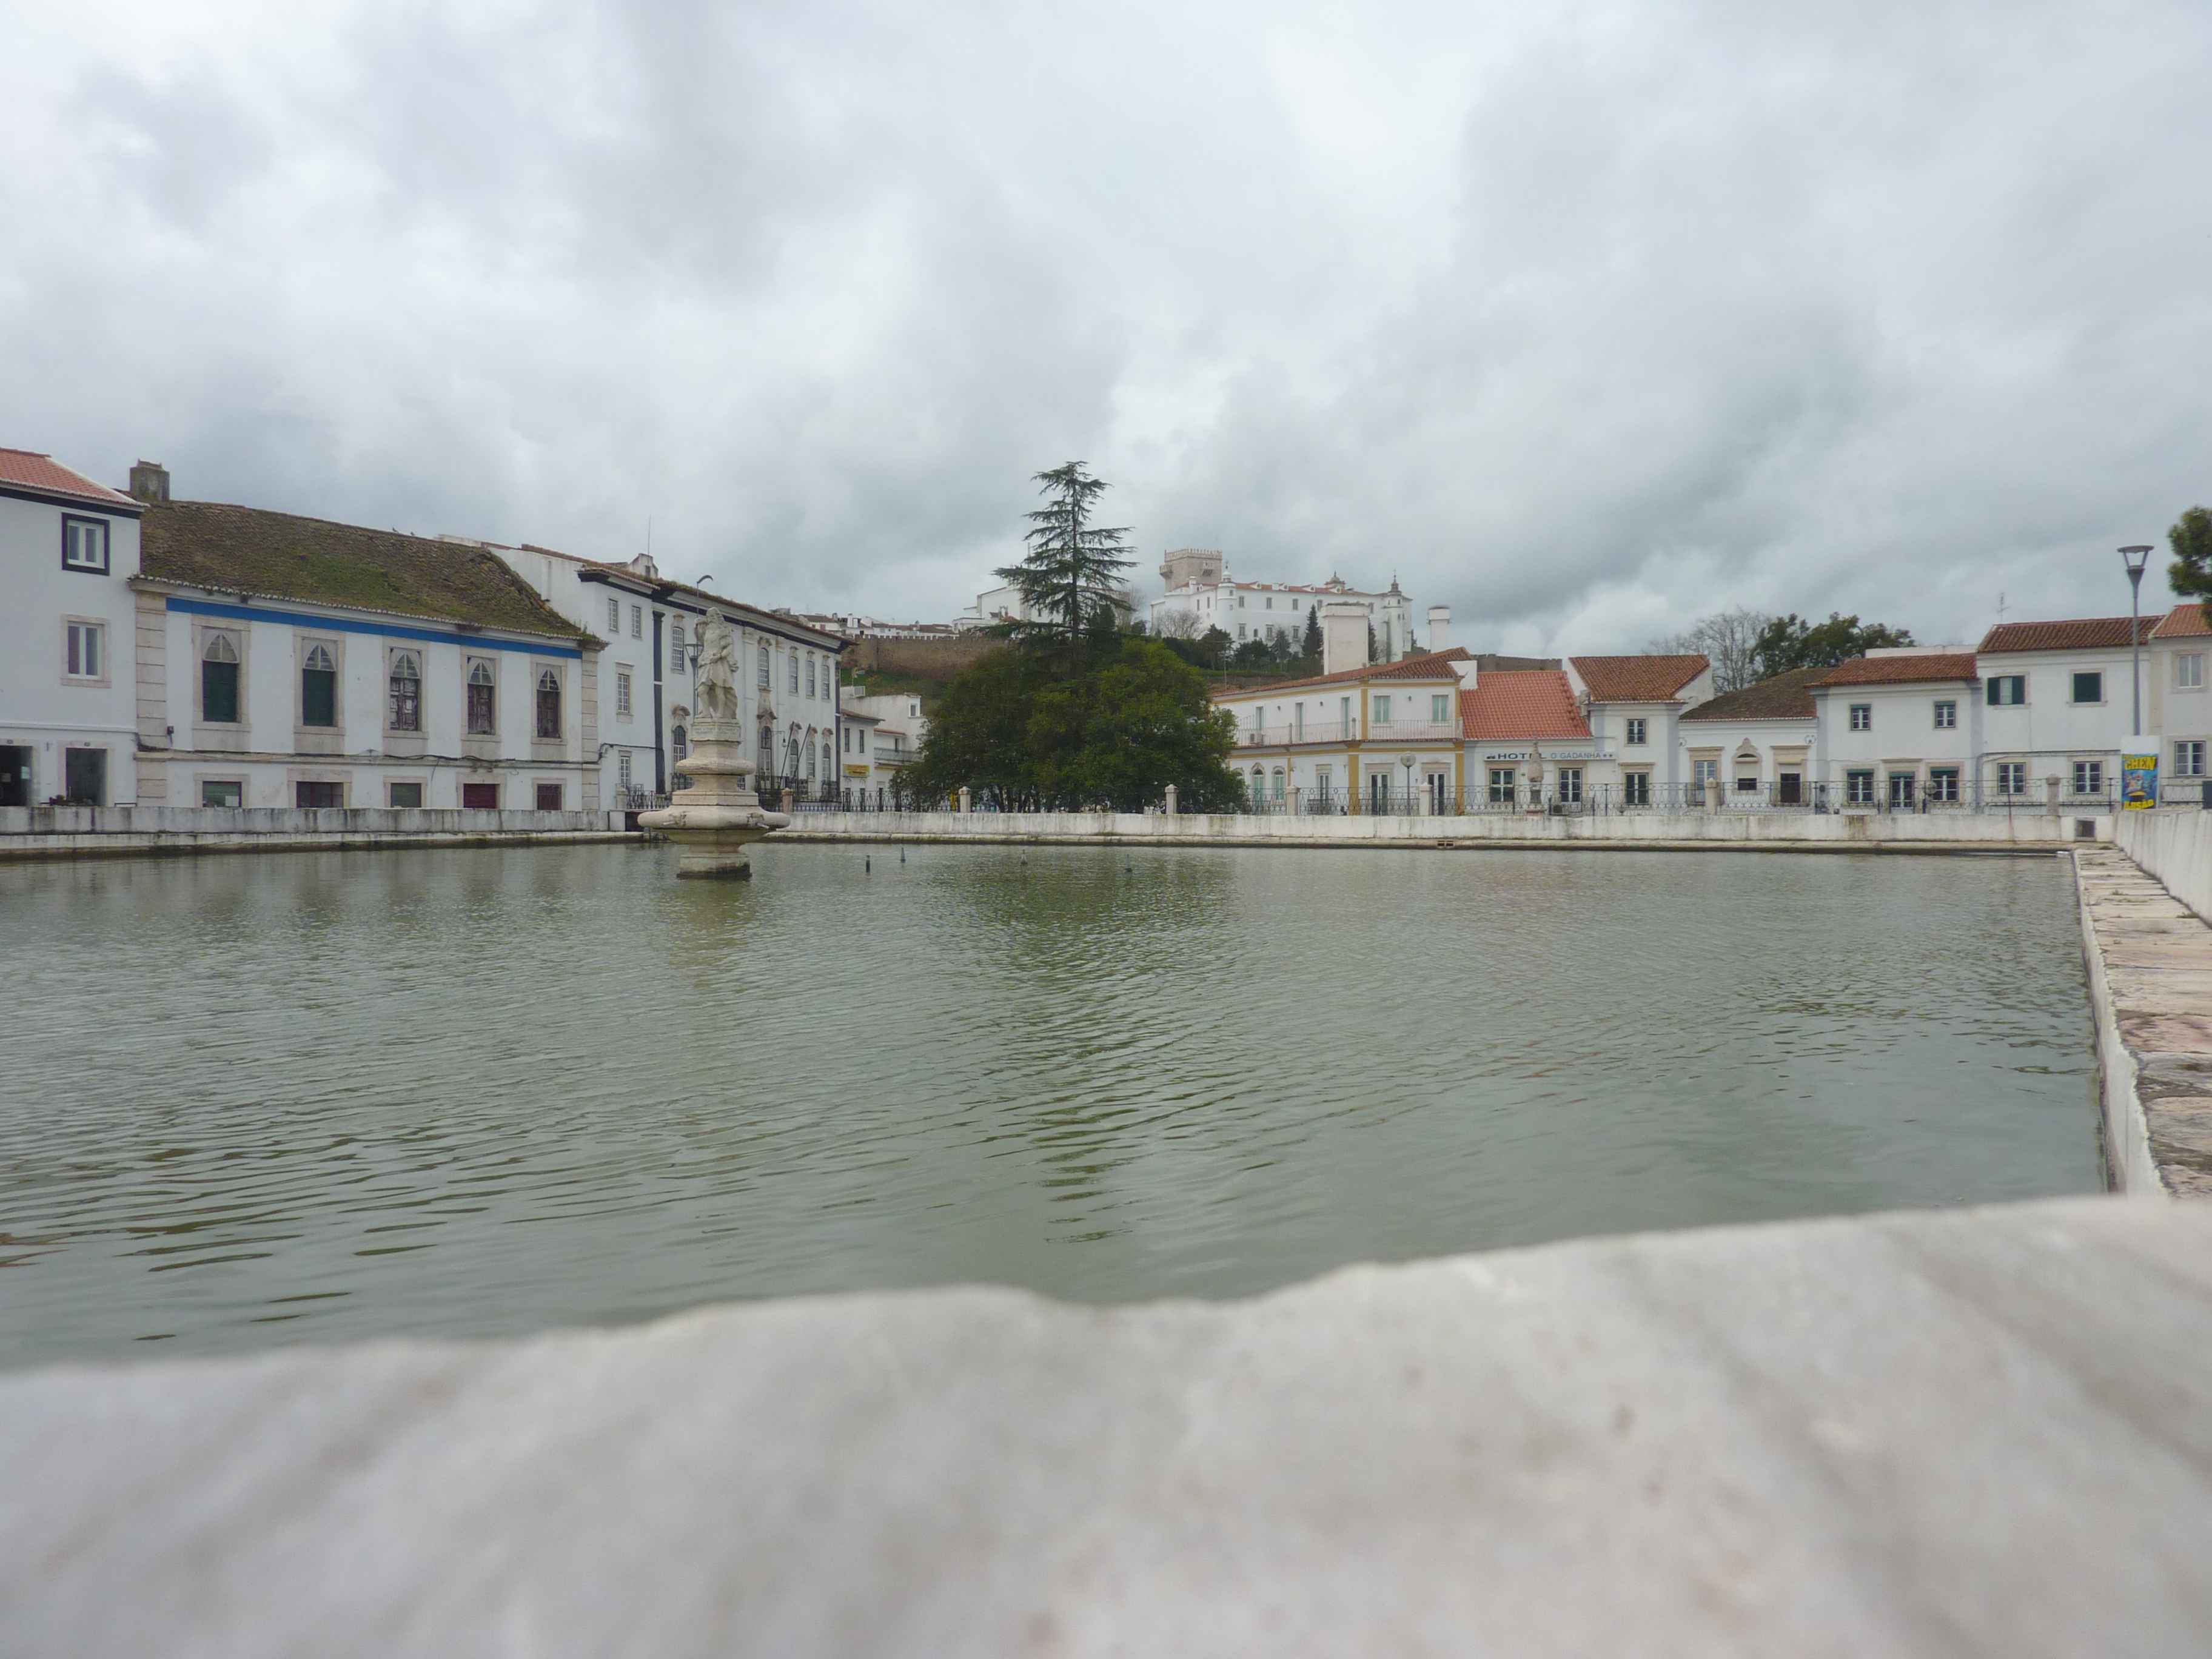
xmin=906 ymin=466 xmax=1245 ymax=811
xmin=1752 ymin=612 xmax=1917 ymax=678
xmin=2170 ymin=506 xmax=2212 ymax=611
xmin=990 ymin=462 xmax=1134 ymax=655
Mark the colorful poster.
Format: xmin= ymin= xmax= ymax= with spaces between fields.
xmin=2122 ymin=740 xmax=2159 ymax=810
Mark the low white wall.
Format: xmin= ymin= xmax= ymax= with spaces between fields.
xmin=782 ymin=809 xmax=2109 ymax=849
xmin=2114 ymin=808 xmax=2212 ymax=923
xmin=1 ymin=805 xmax=618 ymax=837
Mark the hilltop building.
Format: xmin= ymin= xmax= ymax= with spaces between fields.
xmin=1150 ymin=549 xmax=1422 ymax=659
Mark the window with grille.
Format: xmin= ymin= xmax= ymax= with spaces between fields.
xmin=616 ymin=671 xmax=632 ymax=719
xmin=535 ymin=669 xmax=562 ymax=740
xmin=466 ymin=660 xmax=496 ymax=734
xmin=387 ymin=651 xmax=421 ymax=731
xmin=607 ymin=597 xmax=620 ymax=632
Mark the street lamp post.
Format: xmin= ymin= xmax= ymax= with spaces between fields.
xmin=2120 ymin=545 xmax=2152 ymax=734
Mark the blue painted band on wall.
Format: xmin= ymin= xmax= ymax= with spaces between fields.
xmin=165 ymin=597 xmax=585 ymax=659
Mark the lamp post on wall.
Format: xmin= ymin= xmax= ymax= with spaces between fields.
xmin=2120 ymin=545 xmax=2152 ymax=734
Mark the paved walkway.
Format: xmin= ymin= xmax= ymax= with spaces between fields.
xmin=5 ymin=1196 xmax=2211 ymax=1658
xmin=2076 ymin=845 xmax=2212 ymax=1195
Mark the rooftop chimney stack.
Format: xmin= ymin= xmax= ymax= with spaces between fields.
xmin=127 ymin=461 xmax=169 ymax=505
xmin=1427 ymin=605 xmax=1450 ymax=652
xmin=1321 ymin=600 xmax=1369 ymax=677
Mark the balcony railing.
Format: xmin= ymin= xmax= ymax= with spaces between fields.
xmin=1238 ymin=719 xmax=1461 ymax=746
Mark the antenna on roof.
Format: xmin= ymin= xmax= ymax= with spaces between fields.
xmin=1996 ymin=591 xmax=2007 ymax=623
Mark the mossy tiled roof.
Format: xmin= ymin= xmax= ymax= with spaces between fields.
xmin=141 ymin=501 xmax=590 ymax=640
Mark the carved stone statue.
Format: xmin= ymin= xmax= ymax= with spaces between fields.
xmin=696 ymin=614 xmax=741 ymax=723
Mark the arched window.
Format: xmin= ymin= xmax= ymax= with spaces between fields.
xmin=387 ymin=650 xmax=421 ymax=732
xmin=301 ymin=643 xmax=337 ymax=728
xmin=758 ymin=726 xmax=775 ymax=780
xmin=671 ymin=725 xmax=689 ymax=764
xmin=805 ymin=739 xmax=817 ymax=780
xmin=822 ymin=740 xmax=833 ymax=779
xmin=1272 ymin=767 xmax=1285 ymax=800
xmin=466 ymin=660 xmax=495 ymax=734
xmin=535 ymin=668 xmax=561 ymax=740
xmin=668 ymin=618 xmax=685 ymax=674
xmin=757 ymin=645 xmax=771 ymax=689
xmin=788 ymin=653 xmax=799 ymax=693
xmin=201 ymin=633 xmax=240 ymax=724
xmin=1250 ymin=765 xmax=1264 ymax=802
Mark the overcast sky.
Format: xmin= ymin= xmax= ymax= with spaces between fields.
xmin=7 ymin=0 xmax=2209 ymax=653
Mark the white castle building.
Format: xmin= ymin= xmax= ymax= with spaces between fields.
xmin=1148 ymin=549 xmax=1421 ymax=659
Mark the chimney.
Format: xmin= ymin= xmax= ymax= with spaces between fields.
xmin=127 ymin=461 xmax=169 ymax=504
xmin=1427 ymin=605 xmax=1450 ymax=652
xmin=1321 ymin=600 xmax=1369 ymax=677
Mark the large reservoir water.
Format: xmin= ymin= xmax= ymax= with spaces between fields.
xmin=0 ymin=842 xmax=2099 ymax=1369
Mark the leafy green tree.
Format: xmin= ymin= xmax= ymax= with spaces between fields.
xmin=1302 ymin=603 xmax=1322 ymax=658
xmin=1027 ymin=640 xmax=1243 ymax=811
xmin=1753 ymin=612 xmax=1917 ymax=679
xmin=991 ymin=463 xmax=1135 ymax=657
xmin=1230 ymin=637 xmax=1274 ymax=670
xmin=1196 ymin=626 xmax=1233 ymax=669
xmin=901 ymin=649 xmax=1044 ymax=808
xmin=2170 ymin=506 xmax=2212 ymax=613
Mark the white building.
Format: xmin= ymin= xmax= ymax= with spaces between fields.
xmin=1566 ymin=654 xmax=1713 ymax=805
xmin=1972 ymin=618 xmax=2148 ymax=806
xmin=130 ymin=478 xmax=605 ymax=811
xmin=1 ymin=449 xmax=148 ymax=806
xmin=1806 ymin=650 xmax=1984 ymax=808
xmin=1150 ymin=549 xmax=1420 ymax=659
xmin=2150 ymin=603 xmax=2210 ymax=802
xmin=494 ymin=545 xmax=848 ymax=806
xmin=1675 ymin=666 xmax=1823 ymax=805
xmin=838 ymin=688 xmax=930 ymax=804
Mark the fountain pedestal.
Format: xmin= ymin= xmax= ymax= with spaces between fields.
xmin=638 ymin=719 xmax=789 ymax=879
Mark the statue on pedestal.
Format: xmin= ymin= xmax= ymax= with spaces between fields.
xmin=696 ymin=614 xmax=741 ymax=724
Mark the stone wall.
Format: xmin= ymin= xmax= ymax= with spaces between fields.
xmin=781 ymin=808 xmax=2109 ymax=850
xmin=2114 ymin=806 xmax=2212 ymax=924
xmin=0 ymin=803 xmax=632 ymax=860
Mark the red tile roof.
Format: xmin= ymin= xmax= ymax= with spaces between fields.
xmin=1811 ymin=652 xmax=1980 ymax=686
xmin=1212 ymin=648 xmax=1472 ymax=700
xmin=1977 ymin=616 xmax=2149 ymax=653
xmin=0 ymin=447 xmax=138 ymax=509
xmin=2151 ymin=603 xmax=2211 ymax=639
xmin=1460 ymin=670 xmax=1592 ymax=741
xmin=1569 ymin=654 xmax=1708 ymax=702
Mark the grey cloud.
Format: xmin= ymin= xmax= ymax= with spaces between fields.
xmin=3 ymin=0 xmax=2208 ymax=645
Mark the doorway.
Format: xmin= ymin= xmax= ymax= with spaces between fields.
xmin=1777 ymin=772 xmax=1801 ymax=805
xmin=0 ymin=745 xmax=30 ymax=807
xmin=62 ymin=748 xmax=106 ymax=806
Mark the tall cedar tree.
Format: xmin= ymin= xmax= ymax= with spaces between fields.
xmin=2170 ymin=506 xmax=2212 ymax=614
xmin=1302 ymin=603 xmax=1322 ymax=657
xmin=992 ymin=463 xmax=1134 ymax=657
xmin=1752 ymin=612 xmax=1915 ymax=680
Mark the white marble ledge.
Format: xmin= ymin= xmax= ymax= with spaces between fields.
xmin=4 ymin=1194 xmax=2209 ymax=1658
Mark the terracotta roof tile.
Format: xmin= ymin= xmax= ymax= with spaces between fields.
xmin=1460 ymin=670 xmax=1592 ymax=741
xmin=0 ymin=447 xmax=138 ymax=509
xmin=2151 ymin=603 xmax=2211 ymax=639
xmin=1810 ymin=652 xmax=1980 ymax=687
xmin=1212 ymin=648 xmax=1472 ymax=700
xmin=1978 ymin=616 xmax=2149 ymax=653
xmin=1569 ymin=654 xmax=1708 ymax=702
xmin=1681 ymin=665 xmax=1824 ymax=722
xmin=141 ymin=501 xmax=590 ymax=640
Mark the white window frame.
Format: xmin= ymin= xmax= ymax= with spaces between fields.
xmin=1988 ymin=674 xmax=2027 ymax=706
xmin=607 ymin=597 xmax=620 ymax=632
xmin=61 ymin=617 xmax=108 ymax=684
xmin=2178 ymin=652 xmax=2205 ymax=691
xmin=2175 ymin=740 xmax=2207 ymax=778
xmin=631 ymin=605 xmax=643 ymax=639
xmin=2073 ymin=759 xmax=2104 ymax=796
xmin=1846 ymin=769 xmax=1875 ymax=805
xmin=61 ymin=514 xmax=110 ymax=573
xmin=1848 ymin=703 xmax=1871 ymax=732
xmin=199 ymin=777 xmax=245 ymax=807
xmin=1996 ymin=761 xmax=2028 ymax=796
xmin=1625 ymin=717 xmax=1647 ymax=746
xmin=616 ymin=670 xmax=632 ymax=720
xmin=1933 ymin=700 xmax=1957 ymax=729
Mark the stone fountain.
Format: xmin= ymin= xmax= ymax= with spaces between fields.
xmin=638 ymin=614 xmax=788 ymax=878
